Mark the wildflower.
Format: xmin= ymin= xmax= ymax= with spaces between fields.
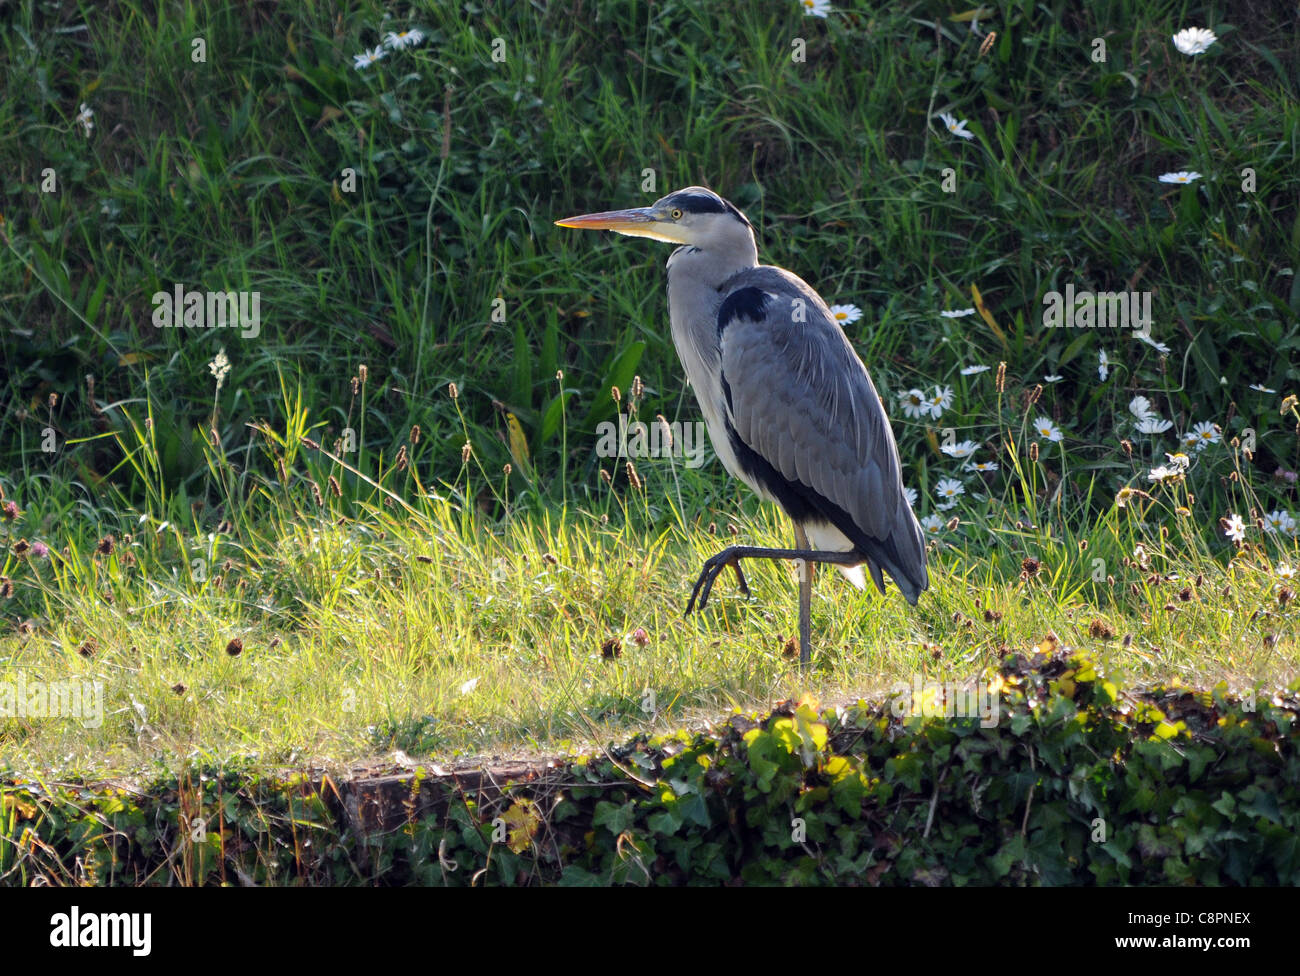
xmin=900 ymin=389 xmax=928 ymax=419
xmin=1128 ymin=396 xmax=1156 ymax=422
xmin=1147 ymin=465 xmax=1182 ymax=483
xmin=353 ymin=46 xmax=387 ymax=70
xmin=1134 ymin=333 xmax=1172 ymax=355
xmin=1043 ymin=374 xmax=1062 ymax=383
xmin=1166 ymin=452 xmax=1190 ymax=470
xmin=904 ymin=487 xmax=918 ymax=508
xmin=1172 ymin=27 xmax=1217 ymax=56
xmin=1250 ymin=383 xmax=1277 ymax=394
xmin=75 ymin=102 xmax=94 ymax=137
xmin=829 ymin=303 xmax=862 ymax=326
xmin=965 ymin=460 xmax=999 ymax=473
xmin=31 ymin=541 xmax=49 ymax=558
xmin=920 ymin=514 xmax=945 ymax=534
xmin=942 ymin=308 xmax=977 ymax=319
xmin=384 ymin=28 xmax=426 ymax=49
xmin=1033 ymin=417 xmax=1063 ymax=442
xmin=1135 ymin=417 xmax=1173 ymax=434
xmin=1190 ymin=420 xmax=1220 ymax=450
xmin=1263 ymin=510 xmax=1296 ymax=535
xmin=631 ymin=627 xmax=650 ymax=647
xmin=1159 ymin=171 xmax=1202 ymax=184
xmin=800 ymin=0 xmax=832 ymax=16
xmin=460 ymin=677 xmax=480 ymax=695
xmin=938 ymin=113 xmax=974 ymax=140
xmin=927 ymin=385 xmax=954 ymax=419
xmin=1223 ymin=513 xmax=1245 ymax=543
xmin=941 ymin=440 xmax=979 ymax=459
xmin=208 ymin=347 xmax=231 ymax=392
xmin=960 ymin=364 xmax=990 ymax=375
xmin=1277 ymin=564 xmax=1296 ymax=581
xmin=935 ymin=478 xmax=965 ymax=503
xmin=1098 ymin=349 xmax=1110 ymax=381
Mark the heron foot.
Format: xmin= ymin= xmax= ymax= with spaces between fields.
xmin=685 ymin=546 xmax=749 ymax=615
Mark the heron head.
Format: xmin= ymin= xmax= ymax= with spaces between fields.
xmin=556 ymin=186 xmax=754 ymax=250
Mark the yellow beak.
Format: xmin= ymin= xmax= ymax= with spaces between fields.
xmin=554 ymin=207 xmax=690 ymax=244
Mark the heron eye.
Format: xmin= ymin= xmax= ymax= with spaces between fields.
xmin=670 ymin=208 xmax=683 ymax=220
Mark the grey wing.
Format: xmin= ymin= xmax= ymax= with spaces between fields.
xmin=716 ymin=268 xmax=929 ymax=603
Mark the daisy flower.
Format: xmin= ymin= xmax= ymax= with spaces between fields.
xmin=459 ymin=676 xmax=480 ymax=695
xmin=1135 ymin=417 xmax=1173 ymax=434
xmin=1044 ymin=374 xmax=1063 ymax=383
xmin=1098 ymin=349 xmax=1110 ymax=381
xmin=1250 ymin=383 xmax=1277 ymax=393
xmin=800 ymin=0 xmax=832 ymax=16
xmin=1135 ymin=333 xmax=1172 ymax=355
xmin=1191 ymin=420 xmax=1220 ymax=450
xmin=941 ymin=440 xmax=979 ymax=459
xmin=1263 ymin=510 xmax=1296 ymax=535
xmin=1159 ymin=171 xmax=1202 ymax=184
xmin=1277 ymin=564 xmax=1296 ymax=581
xmin=942 ymin=308 xmax=976 ymax=319
xmin=904 ymin=487 xmax=918 ymax=508
xmin=385 ymin=28 xmax=426 ymax=49
xmin=353 ymin=46 xmax=387 ymax=70
xmin=927 ymin=385 xmax=954 ymax=419
xmin=1147 ymin=465 xmax=1182 ymax=483
xmin=1128 ymin=395 xmax=1156 ymax=421
xmin=900 ymin=389 xmax=928 ymax=419
xmin=960 ymin=364 xmax=990 ymax=375
xmin=938 ymin=113 xmax=974 ymax=140
xmin=1033 ymin=417 xmax=1063 ymax=442
xmin=829 ymin=303 xmax=863 ymax=326
xmin=1223 ymin=513 xmax=1245 ymax=543
xmin=75 ymin=102 xmax=94 ymax=137
xmin=920 ymin=514 xmax=945 ymax=534
xmin=935 ymin=478 xmax=965 ymax=503
xmin=965 ymin=460 xmax=999 ymax=473
xmin=1166 ymin=452 xmax=1191 ymax=471
xmin=1172 ymin=27 xmax=1217 ymax=56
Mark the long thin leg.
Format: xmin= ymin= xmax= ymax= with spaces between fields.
xmin=793 ymin=524 xmax=813 ymax=667
xmin=684 ymin=543 xmax=860 ymax=616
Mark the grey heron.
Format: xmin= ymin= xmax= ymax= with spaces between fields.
xmin=557 ymin=187 xmax=928 ymax=664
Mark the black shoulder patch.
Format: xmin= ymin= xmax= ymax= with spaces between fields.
xmin=717 ymin=287 xmax=768 ymax=336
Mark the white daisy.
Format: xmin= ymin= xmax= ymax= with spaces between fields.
xmin=1159 ymin=171 xmax=1202 ymax=184
xmin=938 ymin=112 xmax=974 ymax=140
xmin=927 ymin=385 xmax=954 ymax=419
xmin=1191 ymin=420 xmax=1220 ymax=450
xmin=829 ymin=303 xmax=863 ymax=326
xmin=1165 ymin=452 xmax=1191 ymax=471
xmin=904 ymin=487 xmax=918 ymax=508
xmin=920 ymin=514 xmax=945 ymax=534
xmin=1277 ymin=564 xmax=1296 ymax=581
xmin=1263 ymin=511 xmax=1296 ymax=535
xmin=1147 ymin=465 xmax=1182 ymax=483
xmin=1098 ymin=349 xmax=1110 ymax=381
xmin=1223 ymin=513 xmax=1245 ymax=543
xmin=1044 ymin=374 xmax=1063 ymax=383
xmin=800 ymin=0 xmax=832 ymax=16
xmin=353 ymin=45 xmax=387 ymax=70
xmin=1128 ymin=395 xmax=1156 ymax=421
xmin=941 ymin=440 xmax=979 ymax=459
xmin=965 ymin=460 xmax=999 ymax=473
xmin=900 ymin=389 xmax=928 ymax=419
xmin=1135 ymin=417 xmax=1173 ymax=434
xmin=1135 ymin=333 xmax=1172 ymax=355
xmin=935 ymin=478 xmax=965 ymax=502
xmin=460 ymin=676 xmax=480 ymax=695
xmin=385 ymin=29 xmax=426 ymax=49
xmin=941 ymin=308 xmax=976 ymax=319
xmin=75 ymin=102 xmax=94 ymax=137
xmin=1250 ymin=383 xmax=1277 ymax=394
xmin=1172 ymin=27 xmax=1217 ymax=56
xmin=960 ymin=364 xmax=990 ymax=375
xmin=1033 ymin=417 xmax=1063 ymax=442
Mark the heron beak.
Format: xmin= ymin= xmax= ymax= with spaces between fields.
xmin=554 ymin=207 xmax=689 ymax=244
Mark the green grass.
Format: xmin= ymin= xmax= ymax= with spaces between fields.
xmin=1 ymin=0 xmax=1299 ymax=780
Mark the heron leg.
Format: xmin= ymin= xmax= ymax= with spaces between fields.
xmin=793 ymin=525 xmax=813 ymax=668
xmin=684 ymin=543 xmax=859 ymax=616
